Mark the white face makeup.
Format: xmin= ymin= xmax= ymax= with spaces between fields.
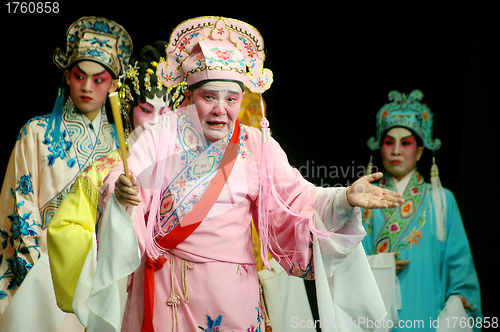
xmin=148 ymin=95 xmax=168 ymax=124
xmin=380 ymin=127 xmax=424 ymax=181
xmin=132 ymin=95 xmax=167 ymax=129
xmin=189 ymin=81 xmax=243 ymax=142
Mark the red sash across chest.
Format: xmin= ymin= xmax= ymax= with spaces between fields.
xmin=141 ymin=120 xmax=241 ymax=332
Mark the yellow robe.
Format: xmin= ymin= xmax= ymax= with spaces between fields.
xmin=48 ymin=150 xmax=121 ymax=312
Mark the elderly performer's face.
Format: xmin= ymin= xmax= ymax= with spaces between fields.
xmin=186 ymin=81 xmax=242 ymax=142
xmin=380 ymin=127 xmax=424 ymax=181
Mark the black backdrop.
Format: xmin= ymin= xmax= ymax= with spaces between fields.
xmin=1 ymin=3 xmax=498 ymax=326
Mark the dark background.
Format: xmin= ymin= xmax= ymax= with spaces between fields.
xmin=1 ymin=2 xmax=498 ymax=327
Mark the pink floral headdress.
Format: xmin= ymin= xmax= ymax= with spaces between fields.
xmin=157 ymin=16 xmax=273 ymax=93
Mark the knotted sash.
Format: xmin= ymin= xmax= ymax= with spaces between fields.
xmin=141 ymin=120 xmax=241 ymax=332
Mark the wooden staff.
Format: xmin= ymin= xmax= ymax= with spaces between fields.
xmin=108 ymin=91 xmax=130 ymax=179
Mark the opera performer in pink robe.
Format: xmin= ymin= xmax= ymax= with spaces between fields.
xmin=89 ymin=17 xmax=404 ymax=332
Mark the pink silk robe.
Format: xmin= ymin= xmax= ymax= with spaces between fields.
xmin=100 ymin=105 xmax=363 ymax=332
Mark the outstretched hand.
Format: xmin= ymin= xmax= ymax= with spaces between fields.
xmin=346 ymin=172 xmax=404 ymax=209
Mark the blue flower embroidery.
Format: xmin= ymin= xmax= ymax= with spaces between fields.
xmin=17 ymin=116 xmax=48 ymax=140
xmin=119 ymin=40 xmax=131 ymax=55
xmin=0 ymin=228 xmax=10 ymax=250
xmin=288 ymin=243 xmax=314 ymax=279
xmin=0 ymin=189 xmax=41 ymax=294
xmin=43 ymin=131 xmax=73 ymax=166
xmin=92 ymin=20 xmax=111 ymax=34
xmin=89 ymin=37 xmax=110 ymax=48
xmin=15 ymin=174 xmax=33 ymax=195
xmin=6 ymin=254 xmax=32 ymax=290
xmin=253 ymin=303 xmax=263 ymax=332
xmin=88 ymin=48 xmax=104 ymax=58
xmin=8 ymin=210 xmax=37 ymax=240
xmin=199 ymin=314 xmax=222 ymax=332
xmin=17 ymin=126 xmax=27 ymax=140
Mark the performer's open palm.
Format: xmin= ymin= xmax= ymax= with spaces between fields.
xmin=346 ymin=172 xmax=403 ymax=209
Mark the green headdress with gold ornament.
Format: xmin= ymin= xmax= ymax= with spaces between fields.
xmin=367 ymin=90 xmax=441 ymax=151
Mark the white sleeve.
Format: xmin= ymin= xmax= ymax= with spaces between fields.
xmin=314 ymin=187 xmax=355 ymax=231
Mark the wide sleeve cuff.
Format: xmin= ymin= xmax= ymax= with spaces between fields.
xmin=314 ymin=187 xmax=357 ymax=232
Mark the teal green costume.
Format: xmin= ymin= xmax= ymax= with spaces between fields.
xmin=362 ymin=90 xmax=482 ymax=331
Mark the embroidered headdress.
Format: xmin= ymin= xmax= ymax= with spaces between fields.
xmin=53 ymin=16 xmax=133 ymax=78
xmin=367 ymin=90 xmax=447 ymax=241
xmin=367 ymin=90 xmax=441 ymax=151
xmin=157 ymin=16 xmax=273 ymax=93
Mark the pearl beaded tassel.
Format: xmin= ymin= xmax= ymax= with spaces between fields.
xmin=431 ymin=156 xmax=447 ymax=242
